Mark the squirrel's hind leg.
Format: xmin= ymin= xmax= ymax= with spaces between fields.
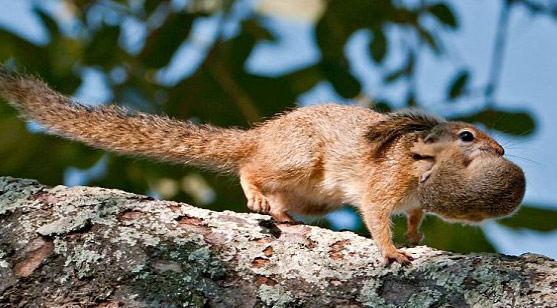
xmin=240 ymin=170 xmax=271 ymax=214
xmin=405 ymin=208 xmax=424 ymax=245
xmin=239 ymin=169 xmax=294 ymax=222
xmin=267 ymin=192 xmax=296 ymax=222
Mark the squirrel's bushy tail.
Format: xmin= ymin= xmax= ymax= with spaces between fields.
xmin=0 ymin=68 xmax=254 ymax=172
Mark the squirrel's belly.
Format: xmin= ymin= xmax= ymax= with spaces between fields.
xmin=283 ymin=184 xmax=345 ymax=216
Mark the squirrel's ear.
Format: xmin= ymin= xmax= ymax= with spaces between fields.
xmin=366 ymin=110 xmax=442 ymax=156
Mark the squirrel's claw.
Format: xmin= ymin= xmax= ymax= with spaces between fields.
xmin=419 ymin=170 xmax=432 ymax=183
xmin=247 ymin=193 xmax=271 ymax=214
xmin=385 ymin=250 xmax=414 ymax=266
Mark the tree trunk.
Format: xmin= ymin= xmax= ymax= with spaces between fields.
xmin=0 ymin=176 xmax=555 ymax=307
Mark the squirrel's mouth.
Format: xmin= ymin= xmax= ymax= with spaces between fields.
xmin=479 ymin=146 xmax=505 ymax=156
xmin=427 ymin=211 xmax=487 ymax=225
xmin=470 ymin=146 xmax=505 ymax=159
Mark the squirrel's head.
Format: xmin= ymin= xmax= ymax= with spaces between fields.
xmin=416 ymin=123 xmax=526 ymax=224
xmin=366 ymin=110 xmax=504 ymax=161
xmin=367 ymin=110 xmax=525 ymax=223
xmin=423 ymin=122 xmax=505 ymax=162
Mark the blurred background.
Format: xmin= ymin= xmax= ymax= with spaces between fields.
xmin=0 ymin=0 xmax=556 ymax=258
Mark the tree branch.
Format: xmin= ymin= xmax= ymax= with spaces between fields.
xmin=0 ymin=176 xmax=555 ymax=307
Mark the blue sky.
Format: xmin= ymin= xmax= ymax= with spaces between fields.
xmin=0 ymin=0 xmax=556 ymax=257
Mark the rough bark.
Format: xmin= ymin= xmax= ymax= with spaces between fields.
xmin=0 ymin=176 xmax=555 ymax=307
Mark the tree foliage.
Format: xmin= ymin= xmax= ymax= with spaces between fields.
xmin=0 ymin=0 xmax=555 ymax=254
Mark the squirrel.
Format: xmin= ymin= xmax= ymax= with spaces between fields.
xmin=0 ymin=68 xmax=525 ymax=265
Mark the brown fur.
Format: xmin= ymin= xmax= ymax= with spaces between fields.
xmin=0 ymin=68 xmax=525 ymax=265
xmin=0 ymin=70 xmax=253 ymax=171
xmin=411 ymin=128 xmax=525 ymax=222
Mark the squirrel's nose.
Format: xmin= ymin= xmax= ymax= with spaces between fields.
xmin=494 ymin=143 xmax=505 ymax=156
xmin=481 ymin=141 xmax=505 ymax=156
xmin=488 ymin=142 xmax=505 ymax=156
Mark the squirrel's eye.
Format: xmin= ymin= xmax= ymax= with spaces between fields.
xmin=459 ymin=131 xmax=475 ymax=142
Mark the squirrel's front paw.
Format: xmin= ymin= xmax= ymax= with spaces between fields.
xmin=411 ymin=140 xmax=436 ymax=158
xmin=419 ymin=170 xmax=432 ymax=183
xmin=384 ymin=249 xmax=414 ymax=266
xmin=247 ymin=193 xmax=271 ymax=214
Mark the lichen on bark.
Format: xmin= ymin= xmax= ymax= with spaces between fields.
xmin=0 ymin=176 xmax=556 ymax=307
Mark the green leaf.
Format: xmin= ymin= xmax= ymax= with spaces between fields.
xmin=320 ymin=60 xmax=361 ymax=98
xmin=140 ymin=12 xmax=197 ymax=68
xmin=144 ymin=0 xmax=162 ymax=15
xmin=497 ymin=205 xmax=557 ymax=232
xmin=372 ymin=99 xmax=392 ymax=113
xmin=370 ymin=27 xmax=388 ymax=63
xmin=416 ymin=26 xmax=441 ymax=54
xmin=84 ymin=25 xmax=122 ymax=68
xmin=383 ymin=52 xmax=414 ymax=84
xmin=0 ymin=30 xmax=45 ymax=68
xmin=452 ymin=108 xmax=536 ymax=136
xmin=226 ymin=20 xmax=276 ymax=72
xmin=0 ymin=117 xmax=102 ymax=186
xmin=383 ymin=67 xmax=406 ymax=83
xmin=428 ymin=3 xmax=458 ymax=29
xmin=282 ymin=65 xmax=322 ymax=95
xmin=33 ymin=8 xmax=59 ymax=38
xmin=405 ymin=90 xmax=417 ymax=107
xmin=244 ymin=19 xmax=275 ymax=42
xmin=447 ymin=69 xmax=470 ymax=100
